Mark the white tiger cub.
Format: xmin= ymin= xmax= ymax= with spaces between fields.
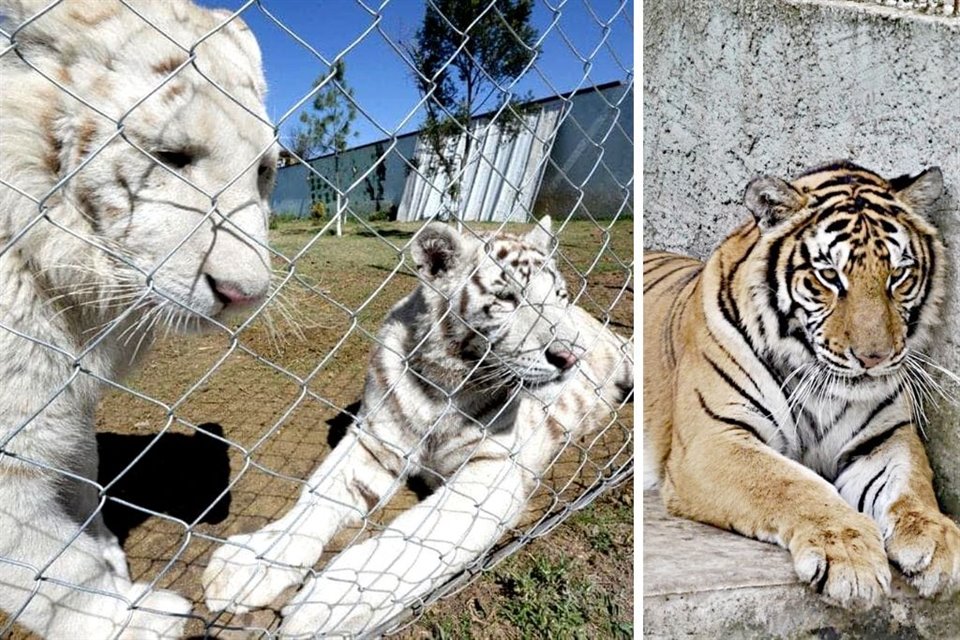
xmin=1 ymin=1 xmax=276 ymax=637
xmin=203 ymin=218 xmax=633 ymax=636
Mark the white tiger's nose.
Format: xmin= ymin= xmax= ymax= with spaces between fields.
xmin=546 ymin=347 xmax=578 ymax=371
xmin=206 ymin=274 xmax=265 ymax=308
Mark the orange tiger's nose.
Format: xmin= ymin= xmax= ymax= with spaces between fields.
xmin=853 ymin=349 xmax=892 ymax=369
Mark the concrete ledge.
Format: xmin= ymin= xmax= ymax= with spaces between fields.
xmin=643 ymin=491 xmax=960 ymax=639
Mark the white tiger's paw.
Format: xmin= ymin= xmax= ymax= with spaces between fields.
xmin=203 ymin=532 xmax=311 ymax=613
xmin=791 ymin=517 xmax=891 ymax=610
xmin=103 ymin=538 xmax=131 ymax=580
xmin=278 ymin=574 xmax=375 ymax=639
xmin=119 ymin=583 xmax=191 ymax=640
xmin=887 ymin=508 xmax=960 ymax=597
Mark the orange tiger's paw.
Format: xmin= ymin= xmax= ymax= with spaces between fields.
xmin=791 ymin=517 xmax=891 ymax=610
xmin=887 ymin=509 xmax=960 ymax=597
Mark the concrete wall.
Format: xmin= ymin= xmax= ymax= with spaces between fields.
xmin=643 ymin=0 xmax=960 ymax=512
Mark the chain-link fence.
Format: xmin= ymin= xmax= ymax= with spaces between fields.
xmin=0 ymin=0 xmax=633 ymax=637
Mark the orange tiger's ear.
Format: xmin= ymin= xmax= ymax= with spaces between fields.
xmin=744 ymin=176 xmax=807 ymax=231
xmin=890 ymin=167 xmax=943 ymax=214
xmin=412 ymin=222 xmax=462 ymax=279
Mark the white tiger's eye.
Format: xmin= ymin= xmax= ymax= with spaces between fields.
xmin=154 ymin=149 xmax=193 ymax=169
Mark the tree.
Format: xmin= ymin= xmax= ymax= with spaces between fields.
xmin=406 ymin=0 xmax=538 ymax=220
xmin=284 ymin=123 xmax=321 ymax=161
xmin=297 ymin=60 xmax=358 ymax=235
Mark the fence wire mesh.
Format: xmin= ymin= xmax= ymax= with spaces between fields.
xmin=0 ymin=0 xmax=633 ymax=638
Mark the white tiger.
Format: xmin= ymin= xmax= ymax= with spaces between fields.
xmin=0 ymin=1 xmax=276 ymax=637
xmin=202 ymin=218 xmax=634 ymax=637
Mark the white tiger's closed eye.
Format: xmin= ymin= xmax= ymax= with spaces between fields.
xmin=154 ymin=149 xmax=194 ymax=169
xmin=494 ymin=289 xmax=519 ymax=304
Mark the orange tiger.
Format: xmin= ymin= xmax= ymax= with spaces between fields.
xmin=644 ymin=160 xmax=960 ymax=609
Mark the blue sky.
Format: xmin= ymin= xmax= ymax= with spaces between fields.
xmin=195 ymin=0 xmax=634 ymax=149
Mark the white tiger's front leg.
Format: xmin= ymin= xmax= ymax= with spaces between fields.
xmin=278 ymin=457 xmax=527 ymax=638
xmin=836 ymin=423 xmax=960 ymax=596
xmin=203 ymin=430 xmax=400 ymax=613
xmin=0 ymin=475 xmax=189 ymax=640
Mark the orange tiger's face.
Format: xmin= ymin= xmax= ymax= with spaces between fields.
xmin=747 ymin=162 xmax=945 ymax=390
xmin=791 ymin=202 xmax=929 ymax=377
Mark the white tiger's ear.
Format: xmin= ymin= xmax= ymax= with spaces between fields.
xmin=412 ymin=222 xmax=463 ymax=279
xmin=744 ymin=176 xmax=807 ymax=230
xmin=525 ymin=216 xmax=556 ymax=253
xmin=890 ymin=167 xmax=943 ymax=214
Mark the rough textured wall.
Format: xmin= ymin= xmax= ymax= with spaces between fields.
xmin=643 ymin=0 xmax=960 ymax=512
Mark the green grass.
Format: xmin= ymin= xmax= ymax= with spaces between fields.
xmin=497 ymin=555 xmax=593 ymax=638
xmin=570 ymin=498 xmax=633 ymax=555
xmin=410 ymin=485 xmax=634 ymax=640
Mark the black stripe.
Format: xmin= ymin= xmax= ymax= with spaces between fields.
xmin=643 ymin=254 xmax=690 ymax=275
xmin=714 ymin=245 xmax=785 ymax=389
xmin=643 ymin=253 xmax=674 ymax=264
xmin=662 ymin=270 xmax=700 ymax=366
xmin=858 ymin=466 xmax=888 ymax=512
xmin=907 ymin=234 xmax=935 ymax=337
xmin=869 ymin=479 xmax=889 ymax=518
xmin=836 ymin=420 xmax=910 ymax=471
xmin=813 ymin=400 xmax=852 ymax=444
xmin=704 ymin=354 xmax=779 ymax=431
xmin=696 ymin=390 xmax=764 ymax=443
xmin=805 ymin=189 xmax=849 ymax=209
xmin=643 ymin=263 xmax=696 ymax=294
xmin=707 ymin=325 xmax=763 ymax=394
xmin=851 ymin=388 xmax=902 ymax=440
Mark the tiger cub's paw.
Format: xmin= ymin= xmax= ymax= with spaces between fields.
xmin=791 ymin=516 xmax=891 ymax=610
xmin=203 ymin=531 xmax=311 ymax=613
xmin=887 ymin=508 xmax=960 ymax=597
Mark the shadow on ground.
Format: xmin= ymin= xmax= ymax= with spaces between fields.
xmin=97 ymin=422 xmax=232 ymax=544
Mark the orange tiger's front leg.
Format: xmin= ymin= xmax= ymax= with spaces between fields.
xmin=662 ymin=419 xmax=891 ymax=609
xmin=835 ymin=424 xmax=960 ymax=597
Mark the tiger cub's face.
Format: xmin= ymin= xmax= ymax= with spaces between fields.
xmin=746 ymin=162 xmax=946 ymax=391
xmin=411 ymin=217 xmax=579 ymax=387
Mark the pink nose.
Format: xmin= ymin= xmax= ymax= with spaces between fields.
xmin=207 ymin=275 xmax=263 ymax=307
xmin=853 ymin=349 xmax=892 ymax=369
xmin=546 ymin=347 xmax=578 ymax=371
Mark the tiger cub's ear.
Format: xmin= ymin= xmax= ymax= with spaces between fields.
xmin=525 ymin=215 xmax=557 ymax=254
xmin=412 ymin=222 xmax=463 ymax=279
xmin=889 ymin=167 xmax=944 ymax=214
xmin=744 ymin=176 xmax=807 ymax=231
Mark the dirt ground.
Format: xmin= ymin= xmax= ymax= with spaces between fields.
xmin=4 ymin=219 xmax=634 ymax=638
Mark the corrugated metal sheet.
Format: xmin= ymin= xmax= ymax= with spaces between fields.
xmin=396 ymin=104 xmax=563 ymax=222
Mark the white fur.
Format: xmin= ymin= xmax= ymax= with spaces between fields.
xmin=1 ymin=1 xmax=275 ymax=636
xmin=203 ymin=220 xmax=633 ymax=636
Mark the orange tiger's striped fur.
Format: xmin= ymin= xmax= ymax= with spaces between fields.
xmin=644 ymin=161 xmax=960 ymax=609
